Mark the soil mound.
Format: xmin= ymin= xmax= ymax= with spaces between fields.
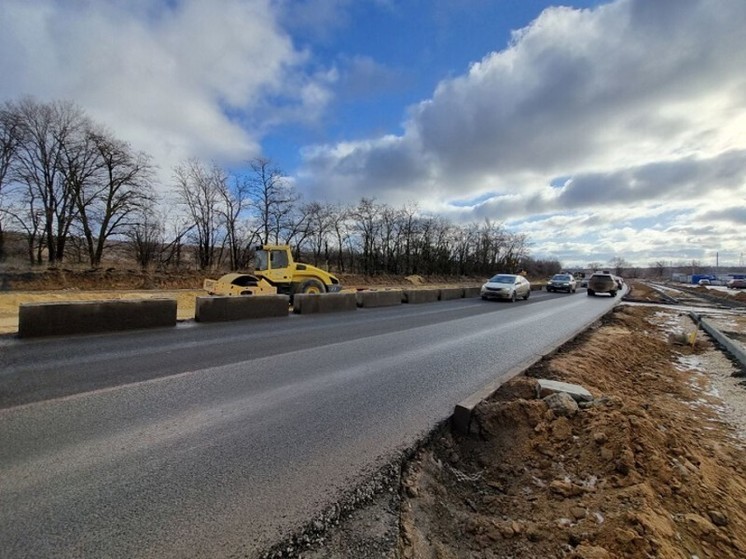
xmin=400 ymin=306 xmax=746 ymax=558
xmin=0 ymin=268 xmax=205 ymax=291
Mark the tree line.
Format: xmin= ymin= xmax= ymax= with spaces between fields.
xmin=0 ymin=97 xmax=560 ymax=278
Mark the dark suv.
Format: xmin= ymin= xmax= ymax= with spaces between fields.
xmin=587 ymin=271 xmax=618 ymax=297
xmin=547 ymin=273 xmax=577 ymax=293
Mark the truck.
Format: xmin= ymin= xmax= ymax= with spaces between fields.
xmin=203 ymin=245 xmax=342 ymax=298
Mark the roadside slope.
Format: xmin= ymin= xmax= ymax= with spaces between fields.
xmin=399 ymin=305 xmax=746 ymax=558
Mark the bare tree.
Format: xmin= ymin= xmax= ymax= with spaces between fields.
xmin=246 ymin=158 xmax=298 ymax=245
xmin=379 ymin=205 xmax=404 ymax=274
xmin=351 ymin=198 xmax=382 ymax=275
xmin=74 ymin=128 xmax=155 ymax=267
xmin=1 ymin=192 xmax=44 ymax=264
xmin=0 ymin=103 xmax=21 ymax=260
xmin=173 ymin=158 xmax=225 ymax=270
xmin=608 ymin=256 xmax=629 ymax=276
xmin=521 ymin=256 xmax=562 ymax=278
xmin=11 ymin=97 xmax=89 ymax=264
xmin=653 ymin=260 xmax=667 ymax=279
xmin=160 ymin=209 xmax=194 ymax=270
xmin=218 ymin=175 xmax=251 ymax=270
xmin=451 ymin=222 xmax=478 ymax=276
xmin=278 ymin=201 xmax=311 ymax=250
xmin=3 ymin=99 xmax=556 ymax=276
xmin=501 ymin=232 xmax=528 ymax=273
xmin=126 ymin=205 xmax=164 ymax=269
xmin=329 ymin=204 xmax=350 ymax=272
xmin=301 ymin=201 xmax=332 ymax=266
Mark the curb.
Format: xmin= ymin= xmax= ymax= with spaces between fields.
xmin=452 ymin=298 xmax=623 ymax=434
xmin=689 ymin=312 xmax=746 ymax=369
xmin=453 ymin=354 xmax=543 ymax=433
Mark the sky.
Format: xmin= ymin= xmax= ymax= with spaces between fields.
xmin=1 ymin=0 xmax=745 ymax=268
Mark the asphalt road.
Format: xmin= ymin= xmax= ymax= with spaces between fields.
xmin=0 ymin=289 xmax=619 ymax=558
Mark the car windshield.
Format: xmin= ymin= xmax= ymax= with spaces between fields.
xmin=489 ymin=275 xmax=515 ymax=284
xmin=552 ymin=274 xmax=571 ymax=280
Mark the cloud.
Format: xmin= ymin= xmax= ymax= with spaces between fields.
xmin=2 ymin=0 xmax=743 ymax=266
xmin=297 ymin=0 xmax=746 ymax=265
xmin=697 ymin=206 xmax=746 ymax=225
xmin=0 ymin=0 xmax=333 ymax=183
xmin=556 ymin=150 xmax=746 ymax=209
xmin=335 ymin=55 xmax=405 ymax=100
xmin=302 ymin=0 xmax=746 ymax=203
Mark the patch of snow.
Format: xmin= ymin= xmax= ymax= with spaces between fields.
xmin=677 ymin=354 xmax=704 ymax=371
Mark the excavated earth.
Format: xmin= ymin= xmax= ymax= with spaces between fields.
xmin=3 ymin=275 xmax=746 ymax=558
xmin=397 ymin=304 xmax=746 ymax=559
xmin=290 ymin=281 xmax=746 ymax=559
xmin=0 ymin=268 xmax=476 ymax=334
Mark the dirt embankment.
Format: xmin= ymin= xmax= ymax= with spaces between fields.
xmin=691 ymin=285 xmax=746 ymax=304
xmin=0 ymin=269 xmax=482 ymax=334
xmin=0 ymin=268 xmax=209 ymax=291
xmin=623 ymin=279 xmax=667 ymax=302
xmin=399 ymin=305 xmax=746 ymax=559
xmin=0 ymin=268 xmax=480 ymax=292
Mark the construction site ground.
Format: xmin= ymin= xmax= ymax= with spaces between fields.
xmin=0 ymin=269 xmax=460 ymax=335
xmin=397 ymin=311 xmax=746 ymax=558
xmin=297 ymin=281 xmax=746 ymax=559
xmin=2 ymin=275 xmax=746 ymax=558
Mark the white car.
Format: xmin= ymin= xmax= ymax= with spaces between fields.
xmin=481 ymin=274 xmax=531 ymax=302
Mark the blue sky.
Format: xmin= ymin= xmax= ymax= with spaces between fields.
xmin=268 ymin=0 xmax=603 ymax=166
xmin=1 ymin=0 xmax=745 ymax=268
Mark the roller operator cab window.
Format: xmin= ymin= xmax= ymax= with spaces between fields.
xmin=270 ymin=250 xmax=288 ymax=268
xmin=255 ymin=250 xmax=269 ymax=271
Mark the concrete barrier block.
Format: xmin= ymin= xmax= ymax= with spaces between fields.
xmin=537 ymin=379 xmax=593 ymax=402
xmin=18 ymin=299 xmax=177 ymax=338
xmin=402 ymin=289 xmax=440 ymax=304
xmin=293 ymin=292 xmax=357 ymax=314
xmin=693 ymin=314 xmax=746 ymax=369
xmin=439 ymin=287 xmax=463 ymax=300
xmin=531 ymin=283 xmax=544 ymax=291
xmin=355 ymin=290 xmax=403 ymax=308
xmin=463 ymin=286 xmax=482 ymax=298
xmin=195 ymin=295 xmax=289 ymax=322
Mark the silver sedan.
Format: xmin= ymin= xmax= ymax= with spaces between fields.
xmin=481 ymin=274 xmax=531 ymax=302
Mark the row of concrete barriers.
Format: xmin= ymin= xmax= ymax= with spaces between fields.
xmin=17 ymin=286 xmax=484 ymax=338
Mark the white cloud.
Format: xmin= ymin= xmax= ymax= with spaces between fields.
xmin=0 ymin=0 xmax=333 ymax=183
xmin=2 ymin=0 xmax=744 ymax=267
xmin=298 ymin=0 xmax=746 ymax=265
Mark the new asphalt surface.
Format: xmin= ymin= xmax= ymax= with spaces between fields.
xmin=0 ymin=290 xmax=619 ymax=558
